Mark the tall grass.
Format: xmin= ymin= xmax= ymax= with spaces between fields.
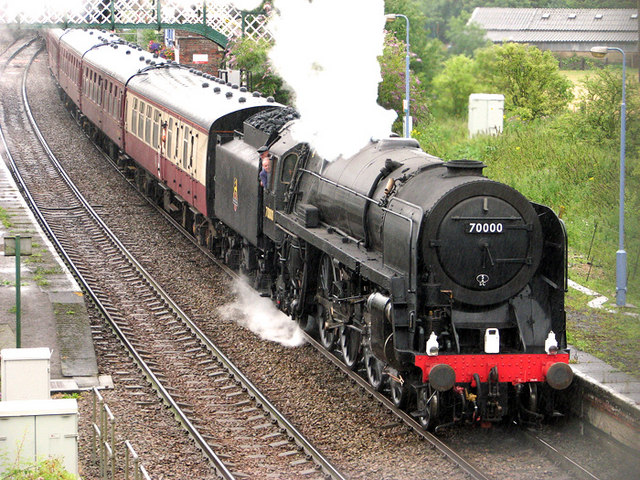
xmin=413 ymin=115 xmax=639 ymax=307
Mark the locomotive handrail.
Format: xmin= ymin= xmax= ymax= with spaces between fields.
xmin=298 ymin=168 xmax=423 ymax=295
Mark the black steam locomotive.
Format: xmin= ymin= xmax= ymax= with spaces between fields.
xmin=46 ymin=28 xmax=572 ymax=430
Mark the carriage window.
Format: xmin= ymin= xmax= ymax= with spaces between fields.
xmin=131 ymin=98 xmax=138 ymax=136
xmin=280 ymin=153 xmax=299 ymax=184
xmin=110 ymin=84 xmax=115 ymax=116
xmin=138 ymin=101 xmax=145 ymax=138
xmin=182 ymin=127 xmax=190 ymax=169
xmin=145 ymin=105 xmax=151 ymax=144
xmin=152 ymin=110 xmax=160 ymax=148
xmin=175 ymin=125 xmax=181 ymax=160
xmin=189 ymin=135 xmax=195 ymax=168
xmin=167 ymin=118 xmax=173 ymax=155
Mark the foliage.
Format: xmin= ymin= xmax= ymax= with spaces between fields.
xmin=223 ymin=36 xmax=290 ymax=105
xmin=429 ymin=43 xmax=574 ymax=120
xmin=431 ymin=54 xmax=477 ymax=117
xmin=147 ymin=40 xmax=174 ymax=60
xmin=385 ymin=0 xmax=445 ymax=87
xmin=2 ymin=457 xmax=76 ymax=479
xmin=474 ymin=43 xmax=573 ymax=120
xmin=445 ymin=10 xmax=491 ymax=57
xmin=378 ymin=32 xmax=432 ymax=133
xmin=572 ymin=66 xmax=640 ymax=156
xmin=0 ymin=205 xmax=13 ymax=228
xmin=140 ymin=29 xmax=161 ymax=47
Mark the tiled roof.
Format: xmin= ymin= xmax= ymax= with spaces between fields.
xmin=470 ymin=8 xmax=638 ymax=43
xmin=485 ymin=31 xmax=637 ymax=44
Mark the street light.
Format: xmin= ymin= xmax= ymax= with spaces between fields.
xmin=590 ymin=46 xmax=627 ymax=306
xmin=385 ymin=13 xmax=411 ymax=138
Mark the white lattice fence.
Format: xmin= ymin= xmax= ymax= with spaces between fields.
xmin=0 ymin=0 xmax=272 ymax=43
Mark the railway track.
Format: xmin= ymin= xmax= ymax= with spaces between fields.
xmin=1 ymin=39 xmax=344 ymax=480
xmin=1 ymin=34 xmax=628 ymax=479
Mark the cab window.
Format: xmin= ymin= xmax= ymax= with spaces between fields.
xmin=280 ymin=153 xmax=298 ymax=184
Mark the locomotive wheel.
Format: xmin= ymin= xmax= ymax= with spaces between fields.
xmin=390 ymin=379 xmax=409 ymax=409
xmin=298 ymin=314 xmax=317 ymax=335
xmin=317 ymin=310 xmax=337 ymax=349
xmin=364 ymin=349 xmax=386 ymax=391
xmin=416 ymin=388 xmax=439 ymax=431
xmin=316 ymin=254 xmax=337 ymax=349
xmin=339 ymin=326 xmax=361 ymax=370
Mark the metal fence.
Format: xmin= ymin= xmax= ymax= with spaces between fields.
xmin=91 ymin=387 xmax=151 ymax=480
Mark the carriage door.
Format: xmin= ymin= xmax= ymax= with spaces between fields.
xmin=153 ymin=109 xmax=163 ymax=179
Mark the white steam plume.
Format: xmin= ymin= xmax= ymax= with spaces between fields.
xmin=225 ymin=1 xmax=264 ymax=9
xmin=217 ymin=279 xmax=306 ymax=348
xmin=268 ymin=0 xmax=396 ymax=161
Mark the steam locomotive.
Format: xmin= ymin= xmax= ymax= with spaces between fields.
xmin=45 ymin=28 xmax=572 ymax=430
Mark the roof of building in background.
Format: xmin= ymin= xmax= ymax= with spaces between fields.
xmin=469 ymin=8 xmax=638 ymax=45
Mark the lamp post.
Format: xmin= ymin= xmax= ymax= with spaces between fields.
xmin=385 ymin=13 xmax=411 ymax=138
xmin=590 ymin=46 xmax=627 ymax=306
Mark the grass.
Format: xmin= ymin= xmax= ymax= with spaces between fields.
xmin=0 ymin=206 xmax=13 ymax=228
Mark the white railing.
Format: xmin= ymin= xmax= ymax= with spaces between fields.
xmin=0 ymin=0 xmax=273 ymax=44
xmin=92 ymin=387 xmax=151 ymax=480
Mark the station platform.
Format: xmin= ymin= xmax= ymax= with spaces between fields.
xmin=0 ymin=149 xmax=637 ymax=448
xmin=0 ymin=155 xmax=100 ymax=391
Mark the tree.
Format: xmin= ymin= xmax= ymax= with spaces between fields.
xmin=223 ymin=36 xmax=291 ymax=105
xmin=445 ymin=10 xmax=490 ymax=57
xmin=574 ymin=66 xmax=640 ymax=155
xmin=378 ymin=32 xmax=431 ymax=133
xmin=431 ymin=54 xmax=478 ymax=117
xmin=385 ymin=0 xmax=445 ymax=88
xmin=474 ymin=43 xmax=573 ymax=120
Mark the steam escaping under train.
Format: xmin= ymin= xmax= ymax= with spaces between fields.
xmin=45 ymin=28 xmax=573 ymax=430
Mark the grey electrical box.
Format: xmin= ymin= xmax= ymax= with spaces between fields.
xmin=0 ymin=399 xmax=78 ymax=476
xmin=468 ymin=93 xmax=504 ymax=138
xmin=1 ymin=347 xmax=51 ymax=401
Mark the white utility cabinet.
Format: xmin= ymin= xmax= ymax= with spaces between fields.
xmin=1 ymin=347 xmax=51 ymax=401
xmin=0 ymin=399 xmax=78 ymax=476
xmin=468 ymin=93 xmax=504 ymax=138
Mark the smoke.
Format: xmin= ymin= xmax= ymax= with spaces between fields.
xmin=218 ymin=279 xmax=306 ymax=348
xmin=3 ymin=0 xmax=84 ymax=18
xmin=268 ymin=0 xmax=396 ymax=161
xmin=225 ymin=1 xmax=264 ymax=9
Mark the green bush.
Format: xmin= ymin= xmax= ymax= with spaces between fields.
xmin=223 ymin=36 xmax=291 ymax=105
xmin=378 ymin=32 xmax=432 ymax=133
xmin=2 ymin=457 xmax=76 ymax=479
xmin=573 ymin=66 xmax=640 ymax=156
xmin=474 ymin=43 xmax=574 ymax=120
xmin=431 ymin=54 xmax=477 ymax=117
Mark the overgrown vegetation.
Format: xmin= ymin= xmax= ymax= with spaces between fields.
xmin=1 ymin=457 xmax=76 ymax=479
xmin=0 ymin=205 xmax=13 ymax=228
xmin=222 ymin=36 xmax=291 ymax=104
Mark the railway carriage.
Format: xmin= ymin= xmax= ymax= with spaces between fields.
xmin=45 ymin=28 xmax=573 ymax=431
